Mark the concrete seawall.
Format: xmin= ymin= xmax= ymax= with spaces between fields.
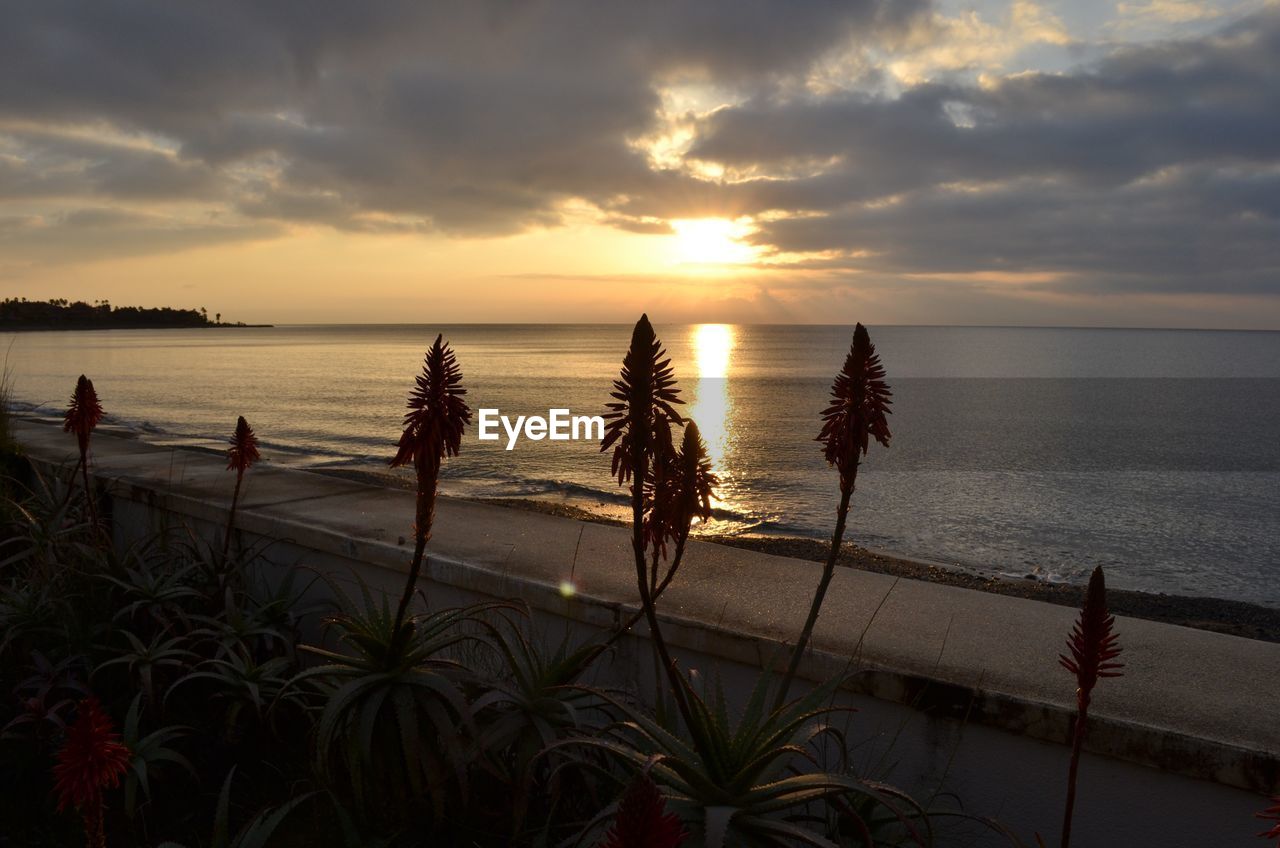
xmin=12 ymin=417 xmax=1278 ymax=846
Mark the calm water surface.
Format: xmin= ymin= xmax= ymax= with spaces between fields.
xmin=4 ymin=324 xmax=1278 ymax=605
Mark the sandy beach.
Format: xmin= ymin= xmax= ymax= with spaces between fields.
xmin=314 ymin=467 xmax=1280 ymax=644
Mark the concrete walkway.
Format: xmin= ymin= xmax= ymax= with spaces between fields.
xmin=11 ymin=416 xmax=1279 ymax=796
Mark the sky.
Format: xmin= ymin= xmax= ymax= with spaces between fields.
xmin=1 ymin=0 xmax=1277 ymax=328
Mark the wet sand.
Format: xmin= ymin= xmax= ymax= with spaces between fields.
xmin=314 ymin=467 xmax=1280 ymax=644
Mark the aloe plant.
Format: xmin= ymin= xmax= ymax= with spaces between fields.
xmin=600 ymin=315 xmax=698 ymax=725
xmin=578 ymin=673 xmax=928 ymax=847
xmin=389 ymin=334 xmax=471 ymax=636
xmin=602 ymin=773 xmax=689 ymax=848
xmin=62 ymin=375 xmax=104 ymax=534
xmin=1259 ymin=797 xmax=1280 ymax=846
xmin=223 ymin=416 xmax=261 ymax=558
xmin=777 ymin=323 xmax=891 ymax=708
xmin=120 ymin=694 xmax=195 ymax=821
xmin=53 ymin=696 xmax=132 ymax=848
xmin=1056 ymin=566 xmax=1123 ymax=848
xmin=471 ymin=621 xmax=614 ymax=841
xmin=299 ymin=580 xmax=500 ymax=829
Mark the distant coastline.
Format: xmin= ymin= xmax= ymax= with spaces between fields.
xmin=0 ymin=298 xmax=271 ymax=331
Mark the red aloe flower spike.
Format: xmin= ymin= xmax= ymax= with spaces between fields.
xmin=389 ymin=334 xmax=471 ymax=635
xmin=53 ymin=697 xmax=131 ymax=848
xmin=597 ymin=419 xmax=719 ymax=664
xmin=817 ymin=322 xmax=892 ymax=490
xmin=226 ymin=416 xmax=260 ymax=473
xmin=641 ymin=419 xmax=718 ymax=594
xmin=1057 ymin=565 xmax=1123 ymax=848
xmin=391 ymin=334 xmax=470 ymax=471
xmin=1258 ymin=796 xmax=1280 ymax=844
xmin=642 ymin=412 xmax=681 ymax=565
xmin=676 ymin=420 xmax=717 ymax=530
xmin=62 ymin=375 xmax=105 ymax=533
xmin=601 ymin=314 xmax=684 ymax=486
xmin=1059 ymin=565 xmax=1125 ymax=711
xmin=63 ymin=375 xmax=104 ymax=456
xmin=777 ymin=323 xmax=892 ymax=709
xmin=222 ymin=416 xmax=261 ymax=558
xmin=602 ymin=773 xmax=689 ymax=848
xmin=603 ymin=315 xmax=701 ymax=740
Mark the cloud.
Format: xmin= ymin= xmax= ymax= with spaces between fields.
xmin=0 ymin=206 xmax=282 ymax=264
xmin=0 ymin=0 xmax=925 ymax=242
xmin=0 ymin=0 xmax=1276 ymax=317
xmin=682 ymin=9 xmax=1280 ymax=296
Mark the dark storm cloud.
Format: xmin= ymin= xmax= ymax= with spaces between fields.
xmin=0 ymin=0 xmax=1277 ymax=300
xmin=0 ymin=129 xmax=219 ymax=201
xmin=687 ymin=10 xmax=1280 ymax=294
xmin=0 ymin=0 xmax=924 ymax=235
xmin=0 ymin=206 xmax=282 ymax=264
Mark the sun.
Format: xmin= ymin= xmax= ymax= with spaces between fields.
xmin=670 ymin=218 xmax=757 ymax=266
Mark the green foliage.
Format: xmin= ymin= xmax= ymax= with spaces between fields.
xmin=298 ymin=580 xmax=499 ymax=831
xmin=0 ymin=357 xmax=959 ymax=848
xmin=0 ymin=297 xmax=216 ymax=330
xmin=156 ymin=767 xmax=314 ymax=848
xmin=0 ymin=474 xmax=321 ymax=846
xmin=468 ymin=619 xmax=614 ymax=841
xmin=120 ymin=693 xmax=196 ymax=821
xmin=577 ymin=672 xmax=931 ymax=848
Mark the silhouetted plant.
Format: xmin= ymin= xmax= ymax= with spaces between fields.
xmin=389 ymin=334 xmax=471 ymax=638
xmin=119 ymin=694 xmax=195 ymax=822
xmin=1259 ymin=797 xmax=1280 ymax=846
xmin=1056 ymin=566 xmax=1123 ymax=848
xmin=645 ymin=420 xmax=717 ymax=595
xmin=53 ymin=696 xmax=132 ymax=848
xmin=299 ymin=580 xmax=499 ymax=831
xmin=602 ymin=314 xmax=683 ymax=487
xmin=578 ymin=673 xmax=928 ymax=847
xmin=601 ymin=773 xmax=689 ymax=848
xmin=471 ymin=619 xmax=611 ymax=840
xmin=600 ymin=419 xmax=718 ymax=651
xmin=223 ymin=416 xmax=260 ymax=558
xmin=95 ymin=631 xmax=198 ymax=708
xmin=600 ymin=315 xmax=698 ymax=725
xmin=63 ymin=375 xmax=104 ymax=533
xmin=777 ymin=323 xmax=891 ymax=708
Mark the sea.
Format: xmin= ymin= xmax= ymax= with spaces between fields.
xmin=3 ymin=324 xmax=1278 ymax=607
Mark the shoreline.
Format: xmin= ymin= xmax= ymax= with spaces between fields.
xmin=0 ymin=324 xmax=273 ymax=332
xmin=313 ymin=467 xmax=1280 ymax=644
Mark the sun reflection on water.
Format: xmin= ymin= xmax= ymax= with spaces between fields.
xmin=688 ymin=324 xmax=735 ymax=511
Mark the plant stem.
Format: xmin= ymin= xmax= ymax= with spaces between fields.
xmin=598 ymin=531 xmax=689 ymax=655
xmin=1061 ymin=698 xmax=1089 ymax=848
xmin=392 ymin=464 xmax=438 ymax=639
xmin=58 ymin=455 xmax=83 ymax=512
xmin=221 ymin=467 xmax=244 ymax=559
xmin=78 ymin=448 xmax=101 ymax=538
xmin=629 ymin=439 xmax=696 ymax=726
xmin=775 ymin=481 xmax=853 ymax=710
xmin=393 ymin=532 xmax=428 ymax=639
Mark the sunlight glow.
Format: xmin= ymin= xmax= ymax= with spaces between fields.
xmin=670 ymin=218 xmax=757 ymax=266
xmin=688 ymin=324 xmax=736 ymax=510
xmin=693 ymin=323 xmax=732 ymax=378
